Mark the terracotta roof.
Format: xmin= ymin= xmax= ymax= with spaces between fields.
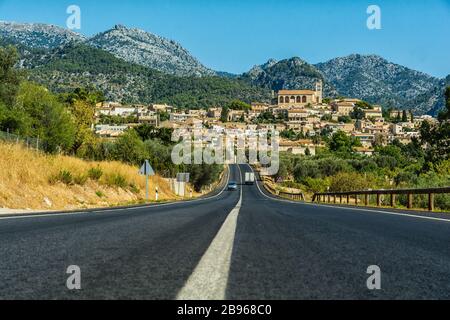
xmin=278 ymin=90 xmax=315 ymax=95
xmin=288 ymin=109 xmax=308 ymax=113
xmin=335 ymin=102 xmax=355 ymax=107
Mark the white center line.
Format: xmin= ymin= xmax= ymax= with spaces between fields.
xmin=176 ymin=165 xmax=243 ymax=300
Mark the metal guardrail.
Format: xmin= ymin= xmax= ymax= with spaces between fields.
xmin=261 ymin=175 xmax=305 ymax=201
xmin=279 ymin=191 xmax=305 ymax=201
xmin=312 ymin=187 xmax=450 ymax=212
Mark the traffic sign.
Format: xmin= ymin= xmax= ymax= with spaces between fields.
xmin=139 ymin=160 xmax=155 ymax=176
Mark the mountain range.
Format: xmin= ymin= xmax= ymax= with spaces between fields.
xmin=0 ymin=21 xmax=448 ymax=115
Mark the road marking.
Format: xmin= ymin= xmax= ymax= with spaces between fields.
xmin=176 ymin=165 xmax=243 ymax=300
xmin=0 ymin=166 xmax=231 ymax=221
xmin=248 ymin=164 xmax=450 ymax=224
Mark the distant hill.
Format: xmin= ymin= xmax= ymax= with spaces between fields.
xmin=240 ymin=57 xmax=338 ymax=97
xmin=88 ymin=24 xmax=215 ymax=77
xmin=315 ymin=54 xmax=443 ymax=114
xmin=412 ymin=75 xmax=450 ymax=116
xmin=25 ymin=43 xmax=271 ymax=108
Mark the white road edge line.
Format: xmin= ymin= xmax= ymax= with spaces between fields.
xmin=0 ymin=166 xmax=231 ymax=221
xmin=248 ymin=164 xmax=450 ymax=224
xmin=176 ymin=165 xmax=243 ymax=300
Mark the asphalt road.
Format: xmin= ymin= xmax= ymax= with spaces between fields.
xmin=1 ymin=164 xmax=450 ymax=299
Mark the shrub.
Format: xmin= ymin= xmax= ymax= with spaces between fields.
xmin=348 ymin=159 xmax=378 ymax=173
xmin=280 ymin=181 xmax=304 ymax=190
xmin=303 ymin=177 xmax=331 ymax=193
xmin=105 ymin=173 xmax=128 ymax=188
xmin=316 ymin=158 xmax=351 ymax=176
xmin=49 ymin=170 xmax=73 ymax=185
xmin=95 ymin=190 xmax=105 ymax=198
xmin=73 ymin=174 xmax=88 ymax=185
xmin=87 ymin=167 xmax=103 ymax=181
xmin=329 ymin=172 xmax=375 ymax=192
xmin=293 ymin=160 xmax=320 ymax=181
xmin=129 ymin=183 xmax=140 ymax=194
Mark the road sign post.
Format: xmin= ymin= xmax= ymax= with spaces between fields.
xmin=139 ymin=160 xmax=155 ymax=203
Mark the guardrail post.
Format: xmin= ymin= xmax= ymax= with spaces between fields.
xmin=347 ymin=194 xmax=350 ymax=204
xmin=328 ymin=195 xmax=330 ymax=203
xmin=364 ymin=194 xmax=368 ymax=206
xmin=428 ymin=193 xmax=434 ymax=211
xmin=376 ymin=194 xmax=381 ymax=207
xmin=407 ymin=193 xmax=413 ymax=209
xmin=355 ymin=195 xmax=358 ymax=205
xmin=390 ymin=194 xmax=396 ymax=208
xmin=340 ymin=195 xmax=343 ymax=204
xmin=334 ymin=195 xmax=337 ymax=204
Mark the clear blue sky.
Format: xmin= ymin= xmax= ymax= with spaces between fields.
xmin=1 ymin=0 xmax=449 ymax=78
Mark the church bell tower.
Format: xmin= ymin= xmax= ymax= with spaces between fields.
xmin=315 ymin=80 xmax=323 ymax=104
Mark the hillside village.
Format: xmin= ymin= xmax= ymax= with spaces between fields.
xmin=94 ymin=80 xmax=437 ymax=157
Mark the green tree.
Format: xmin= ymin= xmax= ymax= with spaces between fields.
xmin=187 ymin=164 xmax=223 ymax=192
xmin=328 ymin=131 xmax=358 ymax=153
xmin=338 ymin=115 xmax=352 ymax=123
xmin=134 ymin=124 xmax=173 ymax=145
xmin=15 ymin=82 xmax=76 ymax=153
xmin=227 ymin=100 xmax=251 ymax=111
xmin=256 ymin=111 xmax=276 ymax=123
xmin=159 ymin=111 xmax=170 ymax=122
xmin=0 ymin=46 xmax=23 ymax=107
xmin=438 ymin=86 xmax=450 ymax=121
xmin=110 ymin=130 xmax=147 ymax=165
xmin=329 ymin=172 xmax=375 ymax=192
xmin=220 ymin=106 xmax=229 ymax=123
xmin=420 ymin=86 xmax=450 ymax=167
xmin=402 ymin=110 xmax=408 ymax=122
xmin=350 ymin=107 xmax=364 ymax=120
xmin=305 ymin=147 xmax=311 ymax=156
xmin=355 ymin=100 xmax=373 ymax=110
xmin=68 ymin=99 xmax=97 ymax=154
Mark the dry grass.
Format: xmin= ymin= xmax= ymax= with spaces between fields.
xmin=0 ymin=142 xmax=183 ymax=210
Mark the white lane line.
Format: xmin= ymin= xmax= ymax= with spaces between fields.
xmin=0 ymin=166 xmax=231 ymax=221
xmin=176 ymin=165 xmax=243 ymax=300
xmin=248 ymin=164 xmax=450 ymax=224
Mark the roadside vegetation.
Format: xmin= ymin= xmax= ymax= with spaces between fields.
xmin=0 ymin=142 xmax=178 ymax=210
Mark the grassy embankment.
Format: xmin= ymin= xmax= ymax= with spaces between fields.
xmin=0 ymin=142 xmax=183 ymax=211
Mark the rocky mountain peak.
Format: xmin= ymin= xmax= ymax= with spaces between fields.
xmin=87 ymin=25 xmax=215 ymax=77
xmin=241 ymin=57 xmax=337 ymax=96
xmin=0 ymin=21 xmax=85 ymax=49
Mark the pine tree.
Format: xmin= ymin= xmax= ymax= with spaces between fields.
xmin=402 ymin=110 xmax=408 ymax=122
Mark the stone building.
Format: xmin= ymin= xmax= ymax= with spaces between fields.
xmin=277 ymin=81 xmax=323 ymax=108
